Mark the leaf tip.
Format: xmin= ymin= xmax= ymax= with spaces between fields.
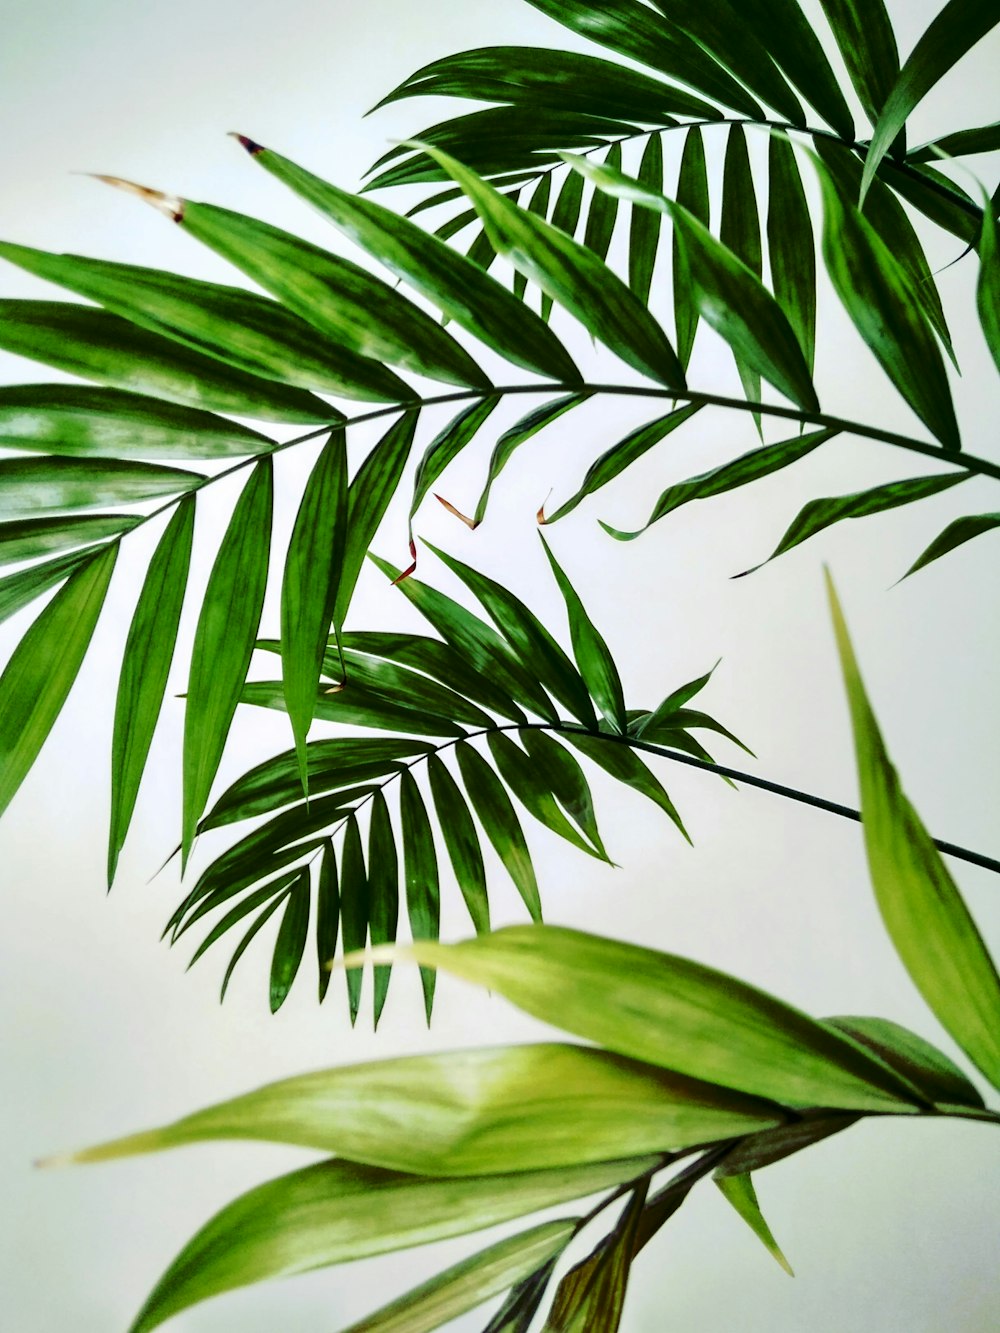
xmin=434 ymin=494 xmax=478 ymax=530
xmin=229 ymin=132 xmax=266 ymax=156
xmin=87 ymin=175 xmax=184 ymax=222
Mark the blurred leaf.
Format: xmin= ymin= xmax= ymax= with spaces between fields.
xmin=0 ymin=513 xmax=138 ymax=565
xmin=0 ymin=543 xmax=116 ymax=818
xmin=399 ymin=925 xmax=926 ymax=1111
xmin=673 ymin=126 xmax=708 ymax=374
xmin=0 ymin=455 xmax=201 ymax=515
xmin=368 ymin=791 xmax=399 ymax=1027
xmin=484 ymin=1259 xmax=560 ymax=1333
xmin=629 ymin=134 xmax=663 ymax=307
xmin=427 ymin=753 xmax=490 ymax=934
xmin=109 ymin=497 xmax=194 ymax=885
xmin=561 ymin=731 xmax=691 ymax=844
xmin=488 ymin=731 xmax=608 ymax=860
xmin=399 ymin=770 xmax=441 ymax=1021
xmin=901 ymin=511 xmax=1000 ymax=579
xmin=316 ymin=841 xmax=339 ymax=1003
xmin=182 ymin=459 xmax=272 ymax=864
xmin=828 ymin=575 xmax=1000 ymax=1091
xmin=767 ymin=136 xmax=816 ymax=372
xmin=714 ymin=1174 xmax=793 ymax=1274
xmin=827 ymin=1016 xmax=985 ymax=1109
xmin=128 ymin=1154 xmax=658 ymax=1333
xmin=978 ymin=192 xmax=1000 ymax=374
xmin=269 ymin=869 xmax=310 ymax=1013
xmin=816 ymin=0 xmax=901 ymax=130
xmin=542 ymin=1182 xmax=646 ymax=1331
xmin=470 ymin=393 xmax=591 ymax=528
xmin=341 ymin=814 xmax=369 ymax=1026
xmin=409 ymin=396 xmax=501 ymax=531
xmin=455 ymin=740 xmax=542 ymax=921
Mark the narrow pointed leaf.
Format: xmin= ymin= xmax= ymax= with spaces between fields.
xmin=861 ymin=0 xmax=1000 ymax=202
xmin=414 ymin=143 xmax=685 ymax=388
xmin=828 ymin=574 xmax=1000 ymax=1091
xmin=281 ymin=431 xmax=349 ymax=789
xmin=874 ymin=157 xmax=981 ymax=244
xmin=367 ymin=791 xmax=399 ymax=1026
xmin=673 ymin=126 xmax=709 ymax=373
xmin=767 ymin=136 xmax=815 ymax=372
xmin=109 ymin=496 xmax=194 ymax=885
xmin=0 ymin=514 xmax=138 ymax=565
xmin=317 ymin=841 xmax=339 ymax=1003
xmin=470 ymin=393 xmax=590 ymax=528
xmin=582 ymin=142 xmax=621 ymax=261
xmin=901 ymin=511 xmax=1000 ymax=579
xmin=465 ymin=225 xmax=498 ymax=274
xmin=410 ymin=396 xmax=501 ymax=530
xmin=561 ymin=731 xmax=690 ymax=843
xmin=0 ymin=543 xmax=116 ymax=818
xmin=715 ymin=1174 xmax=793 ymax=1275
xmin=340 ymin=814 xmax=369 ymax=1025
xmin=543 ymin=1182 xmax=646 ymax=1332
xmin=539 ymin=535 xmax=625 ymax=733
xmin=220 ymin=892 xmax=292 ymax=1002
xmin=399 ymin=771 xmax=441 ymax=1020
xmin=128 ymin=1155 xmax=658 ymax=1333
xmin=0 ymin=547 xmax=98 ymax=627
xmin=714 ymin=1114 xmax=858 ymax=1177
xmin=488 ymin=731 xmax=607 ymax=861
xmin=187 ymin=874 xmax=299 ymax=971
xmin=335 ymin=648 xmax=492 ymax=729
xmin=519 ymin=729 xmax=609 ymax=858
xmin=0 ymin=456 xmax=201 ymax=515
xmin=427 ymin=754 xmax=490 ymax=934
xmin=816 ymin=0 xmax=901 ymax=130
xmin=629 ymin=134 xmax=663 ymax=306
xmin=978 ymin=192 xmax=1000 ymax=373
xmin=399 ymin=925 xmax=927 ymax=1111
xmin=243 ymin=679 xmax=465 ymax=739
xmin=455 ymin=741 xmax=542 ymax=921
xmin=827 ymin=1016 xmax=985 ymax=1109
xmin=909 ymin=122 xmax=1000 ymax=161
xmin=543 ymin=167 xmax=584 ymax=321
xmin=637 ymin=664 xmax=718 ymax=723
xmin=721 ymin=126 xmax=763 ymax=414
xmin=182 ymin=459 xmax=272 ymax=863
xmin=269 ymin=869 xmax=310 ymax=1013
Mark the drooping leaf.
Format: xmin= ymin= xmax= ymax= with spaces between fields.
xmin=542 ymin=1182 xmax=647 ymax=1332
xmin=182 ymin=459 xmax=272 ymax=864
xmin=367 ymin=791 xmax=399 ymax=1027
xmin=483 ymin=1261 xmax=560 ymax=1333
xmin=767 ymin=136 xmax=816 ymax=372
xmin=738 ymin=470 xmax=968 ymax=575
xmin=900 ymin=511 xmax=1000 ymax=579
xmin=0 ymin=543 xmax=116 ymax=818
xmin=816 ymin=0 xmax=901 ymax=130
xmin=427 ymin=753 xmax=490 ymax=934
xmin=714 ymin=1173 xmax=793 ymax=1275
xmin=875 ymin=157 xmax=980 ymax=244
xmin=394 ymin=925 xmax=926 ymax=1111
xmin=519 ymin=728 xmax=609 ymax=859
xmin=340 ymin=814 xmax=369 ymax=1026
xmin=316 ymin=841 xmax=339 ymax=1003
xmin=827 ymin=1016 xmax=985 ymax=1109
xmin=635 ymin=663 xmax=718 ymax=724
xmin=673 ymin=126 xmax=708 ymax=373
xmin=219 ymin=888 xmax=295 ymax=1002
xmin=629 ymin=134 xmax=663 ymax=307
xmin=269 ymin=869 xmax=311 ymax=1013
xmin=109 ymin=496 xmax=195 ymax=885
xmin=561 ymin=731 xmax=691 ymax=844
xmin=455 ymin=741 xmax=542 ymax=921
xmin=399 ymin=770 xmax=441 ymax=1021
xmin=409 ymin=396 xmax=501 ymax=532
xmin=488 ymin=731 xmax=608 ymax=861
xmin=332 ymin=648 xmax=493 ymax=729
xmin=0 ymin=455 xmax=201 ymax=514
xmin=828 ymin=574 xmax=1000 ymax=1092
xmin=186 ymin=873 xmax=299 ymax=973
xmin=470 ymin=393 xmax=591 ymax=528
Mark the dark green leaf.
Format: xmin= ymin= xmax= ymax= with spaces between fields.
xmin=721 ymin=125 xmax=763 ymax=415
xmin=368 ymin=791 xmax=399 ymax=1027
xmin=317 ymin=841 xmax=339 ymax=1003
xmin=488 ymin=731 xmax=608 ymax=860
xmin=827 ymin=1016 xmax=985 ymax=1109
xmin=220 ymin=890 xmax=294 ymax=1002
xmin=0 ymin=513 xmax=138 ymax=565
xmin=455 ymin=740 xmax=542 ymax=921
xmin=901 ymin=511 xmax=1000 ymax=579
xmin=873 ymin=157 xmax=981 ymax=244
xmin=519 ymin=729 xmax=609 ymax=859
xmin=409 ymin=396 xmax=501 ymax=531
xmin=909 ymin=122 xmax=1000 ymax=161
xmin=561 ymin=731 xmax=691 ymax=844
xmin=465 ymin=225 xmax=499 ymax=273
xmin=341 ymin=814 xmax=369 ymax=1025
xmin=182 ymin=459 xmax=272 ymax=864
xmin=0 ymin=455 xmax=201 ymax=515
xmin=109 ymin=497 xmax=195 ymax=885
xmin=242 ymin=678 xmax=466 ymax=739
xmin=582 ymin=142 xmax=622 ymax=261
xmin=186 ymin=874 xmax=298 ymax=971
xmin=0 ymin=547 xmax=98 ymax=628
xmin=335 ymin=648 xmax=492 ymax=729
xmin=978 ymin=192 xmax=1000 ymax=373
xmin=767 ymin=136 xmax=816 ymax=372
xmin=673 ymin=126 xmax=709 ymax=373
xmin=427 ymin=753 xmax=490 ymax=934
xmin=0 ymin=543 xmax=116 ymax=818
xmin=470 ymin=392 xmax=590 ymax=528
xmin=269 ymin=869 xmax=311 ymax=1013
xmin=714 ymin=1174 xmax=793 ymax=1274
xmin=629 ymin=134 xmax=663 ymax=307
xmin=816 ymin=0 xmax=901 ymax=130
xmin=399 ymin=770 xmax=441 ymax=1021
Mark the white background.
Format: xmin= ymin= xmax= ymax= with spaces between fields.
xmin=1 ymin=1 xmax=998 ymax=1329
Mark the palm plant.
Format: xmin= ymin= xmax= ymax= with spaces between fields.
xmin=1 ymin=0 xmax=998 ymax=1327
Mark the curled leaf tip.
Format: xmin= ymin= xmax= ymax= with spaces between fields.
xmin=322 ymin=680 xmax=346 ymax=695
xmin=229 ymin=132 xmax=265 ymax=155
xmin=88 ymin=175 xmax=184 ymax=221
xmin=392 ymin=540 xmax=418 ymax=585
xmin=537 ymin=487 xmax=553 ymax=525
xmin=434 ymin=494 xmax=478 ymax=530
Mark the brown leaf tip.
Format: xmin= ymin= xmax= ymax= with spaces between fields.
xmin=434 ymin=493 xmax=478 ymax=530
xmin=230 ymin=132 xmax=266 ymax=156
xmin=90 ymin=175 xmax=184 ymax=222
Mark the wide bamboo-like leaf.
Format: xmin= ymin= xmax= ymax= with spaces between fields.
xmin=0 ymin=548 xmax=97 ymax=628
xmin=334 ymin=410 xmax=419 ymax=626
xmin=861 ymin=0 xmax=1000 ymax=201
xmin=317 ymin=841 xmax=339 ymax=1003
xmin=0 ymin=543 xmax=116 ymax=818
xmin=108 ymin=497 xmax=195 ymax=885
xmin=341 ymin=813 xmax=369 ymax=1025
xmin=341 ymin=1221 xmax=575 ymax=1333
xmin=566 ymin=154 xmax=819 ymax=412
xmin=544 ymin=404 xmax=702 ymax=526
xmin=0 ymin=301 xmax=335 ymax=424
xmin=169 ymin=198 xmax=490 ymax=390
xmin=127 ymin=1154 xmax=657 ymax=1333
xmin=409 ymin=397 xmax=501 ymax=532
xmin=65 ymin=1043 xmax=781 ymax=1175
xmin=399 ymin=771 xmax=441 ymax=1021
xmin=239 ymin=140 xmax=580 ymax=385
xmin=413 ymin=143 xmax=685 ymax=388
xmin=469 ymin=393 xmax=590 ymax=527
xmin=827 ymin=1016 xmax=985 ymax=1109
xmin=629 ymin=134 xmax=663 ymax=307
xmin=269 ymin=868 xmax=310 ymax=1013
xmin=561 ymin=732 xmax=690 ymax=844
xmin=816 ymin=0 xmax=901 ymax=130
xmin=604 ymin=428 xmax=836 ymax=542
xmin=738 ymin=470 xmax=969 ymax=575
xmin=673 ymin=126 xmax=709 ymax=374
xmin=0 ymin=240 xmax=408 ymax=402
xmin=280 ymin=430 xmax=348 ymax=788
xmin=828 ymin=575 xmax=1000 ymax=1091
xmin=0 ymin=513 xmax=139 ymax=565
xmin=427 ymin=753 xmax=490 ymax=934
xmin=182 ymin=459 xmax=272 ymax=863
xmin=367 ymin=790 xmax=399 ymax=1026
xmin=0 ymin=455 xmax=201 ymax=515
xmin=423 ymin=540 xmax=597 ymax=727
xmin=540 ymin=535 xmax=626 ymax=734
xmin=391 ymin=925 xmax=926 ymax=1111
xmin=0 ymin=383 xmax=274 ymax=461
xmin=721 ymin=126 xmax=763 ymax=415
xmin=714 ymin=1174 xmax=793 ymax=1274
xmin=901 ymin=511 xmax=1000 ymax=579
xmin=542 ymin=1183 xmax=646 ymax=1332
xmin=455 ymin=741 xmax=542 ymax=921
xmin=767 ymin=136 xmax=816 ymax=373
xmin=487 ymin=731 xmax=607 ymax=861
xmin=978 ymin=192 xmax=1000 ymax=373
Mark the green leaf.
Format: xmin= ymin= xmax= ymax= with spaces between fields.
xmin=427 ymin=754 xmax=490 ymax=934
xmin=561 ymin=731 xmax=691 ymax=844
xmin=713 ymin=1114 xmax=859 ymax=1176
xmin=409 ymin=396 xmax=501 ymax=531
xmin=909 ymin=122 xmax=1000 ymax=161
xmin=0 ymin=301 xmax=335 ymax=425
xmin=714 ymin=1174 xmax=793 ymax=1275
xmin=767 ymin=136 xmax=816 ymax=373
xmin=0 ymin=455 xmax=201 ymax=515
xmin=721 ymin=125 xmax=763 ymax=416
xmin=628 ymin=134 xmax=663 ymax=307
xmin=269 ymin=869 xmax=310 ymax=1013
xmin=244 ymin=141 xmax=580 ymax=384
xmin=340 ymin=814 xmax=369 ymax=1026
xmin=0 ymin=547 xmax=98 ymax=627
xmin=582 ymin=142 xmax=622 ymax=261
xmin=816 ymin=0 xmax=901 ymax=130
xmin=316 ymin=841 xmax=339 ymax=1003
xmin=901 ymin=511 xmax=1000 ymax=579
xmin=399 ymin=925 xmax=927 ymax=1111
xmin=108 ymin=497 xmax=195 ymax=885
xmin=334 ymin=410 xmax=419 ymax=626
xmin=519 ymin=728 xmax=609 ymax=858
xmin=0 ymin=543 xmax=116 ymax=818
xmin=601 ymin=428 xmax=835 ymax=542
xmin=978 ymin=192 xmax=1000 ymax=374
xmin=334 ymin=648 xmax=492 ymax=729
xmin=673 ymin=126 xmax=709 ymax=373
xmin=542 ymin=1182 xmax=646 ymax=1332
xmin=874 ymin=157 xmax=981 ymax=244
xmin=636 ymin=663 xmax=718 ymax=723
xmin=186 ymin=874 xmax=298 ymax=972
xmin=219 ymin=889 xmax=294 ymax=1002
xmin=827 ymin=574 xmax=1000 ymax=1092
xmin=517 ymin=174 xmax=552 ymax=303
xmin=827 ymin=1016 xmax=985 ymax=1109
xmin=0 ymin=240 xmax=408 ymax=402
xmin=367 ymin=791 xmax=399 ymax=1027
xmin=539 ymin=535 xmax=626 ymax=733
xmin=243 ymin=678 xmax=466 ymax=740
xmin=178 ymin=200 xmax=490 ymax=389
xmin=566 ymin=153 xmax=818 ymax=411
xmin=455 ymin=741 xmax=542 ymax=921
xmin=422 ymin=539 xmax=597 ymax=727
xmin=861 ymin=0 xmax=1000 ymax=202
xmin=399 ymin=770 xmax=441 ymax=1021
xmin=413 ymin=143 xmax=685 ymax=388
xmin=340 ymin=1221 xmax=575 ymax=1333
xmin=0 ymin=514 xmax=138 ymax=565
xmin=128 ymin=1154 xmax=658 ymax=1333
xmin=182 ymin=459 xmax=272 ymax=864
xmin=483 ymin=1262 xmax=559 ymax=1333
xmin=738 ymin=470 xmax=969 ymax=575
xmin=465 ymin=225 xmax=499 ymax=274
xmin=280 ymin=431 xmax=349 ymax=789
xmin=487 ymin=731 xmax=608 ymax=861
